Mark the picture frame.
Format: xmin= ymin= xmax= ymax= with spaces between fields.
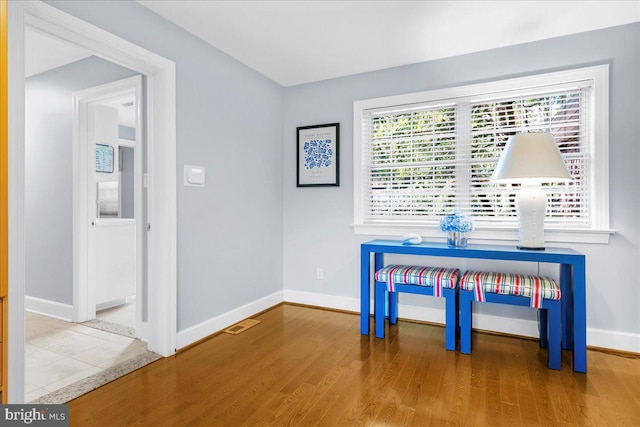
xmin=296 ymin=122 xmax=340 ymax=187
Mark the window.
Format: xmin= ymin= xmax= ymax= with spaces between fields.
xmin=353 ymin=65 xmax=611 ymax=243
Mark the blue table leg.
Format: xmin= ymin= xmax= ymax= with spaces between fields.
xmin=460 ymin=291 xmax=473 ymax=354
xmin=360 ymin=247 xmax=370 ymax=335
xmin=375 ymin=283 xmax=386 ymax=338
xmin=374 ymin=253 xmax=383 ymax=276
xmin=389 ymin=292 xmax=398 ymax=324
xmin=561 ymin=264 xmax=573 ymax=350
xmin=444 ymin=287 xmax=457 ymax=351
xmin=573 ymin=258 xmax=587 ymax=373
xmin=539 ymin=308 xmax=548 ymax=348
xmin=547 ymin=300 xmax=561 ymax=370
xmin=374 ymin=253 xmax=384 ymax=325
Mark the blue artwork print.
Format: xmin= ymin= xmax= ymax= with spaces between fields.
xmin=303 ymin=139 xmax=333 ymax=169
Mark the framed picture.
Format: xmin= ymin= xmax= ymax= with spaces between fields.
xmin=297 ymin=122 xmax=339 ymax=187
xmin=95 ymin=144 xmax=114 ymax=173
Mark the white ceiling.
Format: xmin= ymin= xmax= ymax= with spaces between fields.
xmin=138 ymin=0 xmax=640 ymax=87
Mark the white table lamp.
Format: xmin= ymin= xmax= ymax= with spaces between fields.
xmin=491 ymin=133 xmax=571 ymax=249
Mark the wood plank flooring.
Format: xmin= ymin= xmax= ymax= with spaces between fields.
xmin=68 ymin=304 xmax=640 ymax=426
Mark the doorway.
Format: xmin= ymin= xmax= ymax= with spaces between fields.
xmin=72 ymin=76 xmax=146 ymax=341
xmin=23 ymin=37 xmax=149 ymax=402
xmin=8 ymin=2 xmax=177 ymax=403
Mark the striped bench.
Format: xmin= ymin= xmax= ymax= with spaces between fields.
xmin=374 ymin=265 xmax=460 ymax=350
xmin=459 ymin=270 xmax=562 ymax=370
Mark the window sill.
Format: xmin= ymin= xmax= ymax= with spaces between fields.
xmin=351 ymin=223 xmax=615 ymax=245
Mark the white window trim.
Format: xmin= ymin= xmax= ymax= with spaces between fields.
xmin=352 ymin=65 xmax=614 ymax=244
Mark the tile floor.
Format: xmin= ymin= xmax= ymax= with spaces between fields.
xmin=96 ymin=295 xmax=136 ymax=329
xmin=25 ymin=297 xmax=146 ymax=402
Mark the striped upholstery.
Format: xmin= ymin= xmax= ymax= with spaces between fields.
xmin=375 ymin=265 xmax=460 ymax=296
xmin=460 ymin=270 xmax=561 ymax=308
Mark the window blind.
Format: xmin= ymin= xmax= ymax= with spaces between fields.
xmin=360 ymin=85 xmax=592 ymax=228
xmin=363 ymin=102 xmax=457 ymax=222
xmin=467 ymin=87 xmax=591 ymax=226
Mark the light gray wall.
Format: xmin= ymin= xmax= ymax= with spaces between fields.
xmin=46 ymin=1 xmax=638 ymax=344
xmin=283 ymin=23 xmax=640 ymax=337
xmin=25 ymin=56 xmax=138 ymax=304
xmin=48 ymin=1 xmax=285 ymax=331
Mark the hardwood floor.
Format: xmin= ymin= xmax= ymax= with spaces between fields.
xmin=69 ymin=304 xmax=640 ymax=426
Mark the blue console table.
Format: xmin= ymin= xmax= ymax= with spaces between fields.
xmin=360 ymin=239 xmax=587 ymax=373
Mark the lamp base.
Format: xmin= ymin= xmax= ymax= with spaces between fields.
xmin=515 ymin=184 xmax=547 ymax=250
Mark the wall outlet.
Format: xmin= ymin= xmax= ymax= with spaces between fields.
xmin=316 ymin=268 xmax=324 ymax=280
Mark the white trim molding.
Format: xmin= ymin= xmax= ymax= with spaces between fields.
xmin=587 ymin=328 xmax=640 ymax=354
xmin=8 ymin=0 xmax=177 ymax=402
xmin=350 ymin=223 xmax=615 ymax=245
xmin=353 ymin=64 xmax=611 ymax=245
xmin=176 ymin=291 xmax=284 ymax=350
xmin=24 ymin=297 xmax=74 ymax=322
xmin=283 ymin=290 xmax=639 ymax=354
xmin=284 ymin=289 xmax=360 ymax=313
xmin=7 ymin=0 xmax=27 ymax=405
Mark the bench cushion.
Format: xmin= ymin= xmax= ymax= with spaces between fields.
xmin=375 ymin=265 xmax=460 ymax=296
xmin=460 ymin=270 xmax=561 ymax=308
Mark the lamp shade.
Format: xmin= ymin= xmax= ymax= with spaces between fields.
xmin=491 ymin=133 xmax=571 ymax=184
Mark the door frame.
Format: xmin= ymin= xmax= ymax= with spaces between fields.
xmin=8 ymin=1 xmax=177 ymax=402
xmin=72 ymin=76 xmax=146 ymax=340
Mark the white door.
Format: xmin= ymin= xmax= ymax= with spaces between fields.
xmin=88 ymin=103 xmax=136 ymax=312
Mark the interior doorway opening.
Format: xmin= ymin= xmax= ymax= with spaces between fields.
xmin=72 ymin=76 xmax=147 ymax=342
xmin=9 ymin=1 xmax=177 ymax=403
xmin=23 ymin=31 xmax=152 ymax=402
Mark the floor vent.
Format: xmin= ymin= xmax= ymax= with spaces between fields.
xmin=224 ymin=319 xmax=261 ymax=335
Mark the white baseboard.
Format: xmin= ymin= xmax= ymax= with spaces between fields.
xmin=587 ymin=327 xmax=640 ymax=353
xmin=96 ymin=298 xmax=127 ymax=311
xmin=176 ymin=291 xmax=284 ymax=349
xmin=283 ymin=289 xmax=537 ymax=334
xmin=283 ymin=289 xmax=640 ymax=353
xmin=173 ymin=289 xmax=640 ymax=354
xmin=25 ymin=296 xmax=74 ymax=322
xmin=283 ymin=289 xmax=360 ymax=313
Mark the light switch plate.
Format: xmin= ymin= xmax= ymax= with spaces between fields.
xmin=184 ymin=165 xmax=205 ymax=187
